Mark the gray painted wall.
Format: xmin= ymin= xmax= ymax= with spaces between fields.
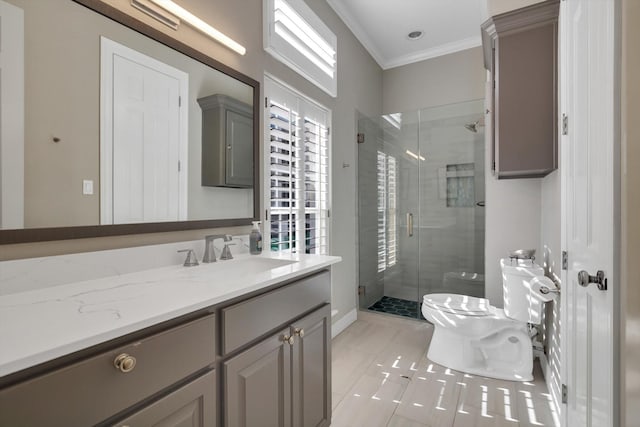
xmin=622 ymin=0 xmax=640 ymax=423
xmin=382 ymin=47 xmax=485 ymax=115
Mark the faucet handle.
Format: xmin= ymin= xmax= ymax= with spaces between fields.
xmin=220 ymin=242 xmax=236 ymax=260
xmin=177 ymin=249 xmax=199 ymax=267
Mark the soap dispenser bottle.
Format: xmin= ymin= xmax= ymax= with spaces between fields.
xmin=250 ymin=221 xmax=262 ymax=255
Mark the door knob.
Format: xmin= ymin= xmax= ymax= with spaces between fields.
xmin=577 ymin=270 xmax=607 ymax=291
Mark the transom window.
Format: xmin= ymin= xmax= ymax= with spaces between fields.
xmin=264 ymin=0 xmax=337 ymax=97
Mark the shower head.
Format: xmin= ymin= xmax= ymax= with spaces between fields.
xmin=464 ymin=120 xmax=480 ymax=133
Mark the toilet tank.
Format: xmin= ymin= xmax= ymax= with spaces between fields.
xmin=500 ymin=258 xmax=546 ymax=324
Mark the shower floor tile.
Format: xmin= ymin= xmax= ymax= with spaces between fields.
xmin=368 ymin=296 xmax=425 ymax=320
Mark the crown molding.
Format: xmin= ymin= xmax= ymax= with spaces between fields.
xmin=327 ymin=0 xmax=387 ymax=68
xmin=383 ymin=36 xmax=482 ymax=70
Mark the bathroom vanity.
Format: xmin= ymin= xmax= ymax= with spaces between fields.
xmin=0 ymin=253 xmax=339 ymax=427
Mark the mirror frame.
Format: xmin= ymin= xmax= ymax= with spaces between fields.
xmin=0 ymin=0 xmax=260 ymax=245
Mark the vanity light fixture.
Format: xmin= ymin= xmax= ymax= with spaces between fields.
xmin=147 ymin=0 xmax=246 ymax=55
xmin=131 ymin=0 xmax=180 ymax=30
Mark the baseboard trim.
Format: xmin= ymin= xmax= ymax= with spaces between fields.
xmin=331 ymin=308 xmax=357 ymax=338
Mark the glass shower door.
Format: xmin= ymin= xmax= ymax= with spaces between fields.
xmin=357 ymin=111 xmax=421 ymax=318
xmin=417 ymin=100 xmax=485 ymax=299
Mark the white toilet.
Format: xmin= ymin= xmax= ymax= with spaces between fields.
xmin=421 ymin=258 xmax=557 ymax=381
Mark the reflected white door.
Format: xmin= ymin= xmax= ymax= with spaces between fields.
xmin=100 ymin=38 xmax=188 ymax=224
xmin=0 ymin=0 xmax=24 ymax=229
xmin=561 ymin=0 xmax=616 ymax=426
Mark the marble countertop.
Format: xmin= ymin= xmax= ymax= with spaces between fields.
xmin=0 ymin=252 xmax=341 ymax=378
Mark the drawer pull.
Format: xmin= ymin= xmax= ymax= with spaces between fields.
xmin=293 ymin=327 xmax=305 ymax=338
xmin=114 ymin=353 xmax=137 ymax=373
xmin=282 ymin=335 xmax=295 ymax=345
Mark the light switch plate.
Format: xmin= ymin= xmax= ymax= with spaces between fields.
xmin=83 ymin=180 xmax=94 ymax=195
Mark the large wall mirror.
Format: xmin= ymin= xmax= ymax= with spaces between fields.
xmin=0 ymin=0 xmax=260 ymax=244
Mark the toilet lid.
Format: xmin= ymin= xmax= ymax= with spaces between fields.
xmin=422 ymin=293 xmax=491 ymax=316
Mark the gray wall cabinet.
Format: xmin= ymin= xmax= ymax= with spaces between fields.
xmin=481 ymin=0 xmax=560 ymax=179
xmin=0 ymin=270 xmax=331 ymax=427
xmin=198 ymin=94 xmax=254 ymax=188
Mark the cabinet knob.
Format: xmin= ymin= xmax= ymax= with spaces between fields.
xmin=114 ymin=353 xmax=137 ymax=373
xmin=282 ymin=334 xmax=295 ymax=345
xmin=293 ymin=327 xmax=304 ymax=338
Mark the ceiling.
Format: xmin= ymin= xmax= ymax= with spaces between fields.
xmin=327 ymin=0 xmax=489 ymax=70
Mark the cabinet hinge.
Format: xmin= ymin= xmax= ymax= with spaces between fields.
xmin=562 ymin=114 xmax=569 ymax=135
xmin=562 ymin=251 xmax=568 ymax=270
xmin=562 ymin=384 xmax=568 ymax=404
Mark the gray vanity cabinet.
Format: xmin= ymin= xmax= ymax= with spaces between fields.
xmin=481 ymin=0 xmax=559 ymax=178
xmin=224 ymin=326 xmax=292 ymax=427
xmin=114 ymin=370 xmax=216 ymax=427
xmin=224 ymin=304 xmax=331 ymax=427
xmin=0 ymin=314 xmax=216 ymax=426
xmin=291 ymin=305 xmax=332 ymax=427
xmin=198 ymin=94 xmax=253 ymax=188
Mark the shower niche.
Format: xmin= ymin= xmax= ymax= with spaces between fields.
xmin=357 ymin=100 xmax=486 ymax=319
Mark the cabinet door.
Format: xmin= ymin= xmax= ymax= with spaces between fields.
xmin=225 ymin=110 xmax=253 ymax=187
xmin=112 ymin=370 xmax=216 ymax=427
xmin=291 ymin=304 xmax=331 ymax=427
xmin=224 ymin=328 xmax=291 ymax=427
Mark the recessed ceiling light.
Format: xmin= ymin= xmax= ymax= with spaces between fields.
xmin=407 ymin=30 xmax=424 ymax=40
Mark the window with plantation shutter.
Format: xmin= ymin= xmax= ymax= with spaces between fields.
xmin=265 ymin=77 xmax=330 ymax=255
xmin=377 ymin=151 xmax=397 ymax=272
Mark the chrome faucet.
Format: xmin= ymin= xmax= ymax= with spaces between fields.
xmin=202 ymin=234 xmax=234 ymax=263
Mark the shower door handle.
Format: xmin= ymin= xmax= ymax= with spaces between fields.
xmin=407 ymin=213 xmax=414 ymax=237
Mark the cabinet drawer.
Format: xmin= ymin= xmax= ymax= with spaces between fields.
xmin=0 ymin=314 xmax=215 ymax=427
xmin=222 ymin=270 xmax=330 ymax=355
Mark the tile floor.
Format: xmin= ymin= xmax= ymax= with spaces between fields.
xmin=368 ymin=296 xmax=422 ymax=319
xmin=331 ymin=311 xmax=560 ymax=427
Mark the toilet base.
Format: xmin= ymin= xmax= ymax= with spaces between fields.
xmin=427 ymin=324 xmax=534 ymax=382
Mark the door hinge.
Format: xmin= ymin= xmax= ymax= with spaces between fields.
xmin=562 ymin=114 xmax=569 ymax=135
xmin=562 ymin=384 xmax=568 ymax=404
xmin=357 ymin=133 xmax=365 ymax=144
xmin=265 ymin=97 xmax=268 ymax=108
xmin=265 ymin=209 xmax=269 ymax=220
xmin=178 ymin=160 xmax=181 ymax=172
xmin=178 ymin=96 xmax=181 ymax=107
xmin=562 ymin=251 xmax=568 ymax=270
xmin=327 ymin=209 xmax=331 ymax=218
xmin=358 ymin=286 xmax=365 ymax=296
xmin=327 ymin=126 xmax=330 ymax=136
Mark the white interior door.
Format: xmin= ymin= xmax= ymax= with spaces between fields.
xmin=101 ymin=38 xmax=188 ymax=224
xmin=561 ymin=0 xmax=617 ymax=426
xmin=0 ymin=0 xmax=24 ymax=229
